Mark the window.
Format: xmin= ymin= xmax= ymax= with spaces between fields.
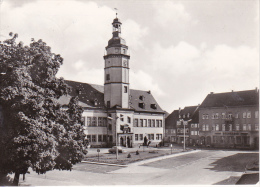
xmin=124 ymin=86 xmax=127 ymax=93
xmin=235 ymin=113 xmax=239 ymax=118
xmin=194 ymin=124 xmax=197 ymax=128
xmin=194 ymin=131 xmax=198 ymax=135
xmin=139 ymin=134 xmax=143 ymax=141
xmin=212 ymin=124 xmax=216 ymax=131
xmin=236 ymin=124 xmax=240 ymax=131
xmin=255 ymin=111 xmax=259 ymax=118
xmin=135 ymin=134 xmax=138 ymax=141
xmin=98 ymin=117 xmax=103 ymax=126
xmin=159 ymin=120 xmax=162 ymax=127
xmin=152 ymin=119 xmax=155 ymax=127
xmin=243 ymin=124 xmax=247 ymax=131
xmin=222 ymin=113 xmax=226 ymax=119
xmin=140 ymin=119 xmax=143 ymax=127
xmin=191 ymin=131 xmax=194 ymax=135
xmin=229 ymin=124 xmax=232 ymax=131
xmin=127 ymin=117 xmax=131 ymax=123
xmin=171 ymin=129 xmax=175 ymax=133
xmin=106 ymin=74 xmax=110 ymax=81
xmin=248 ymin=124 xmax=251 ymax=131
xmin=215 ymin=113 xmax=219 ymax=119
xmin=177 ymin=128 xmax=181 ymax=133
xmin=148 ymin=119 xmax=151 ymax=127
xmin=159 ymin=134 xmax=162 ymax=140
xmin=123 ymin=49 xmax=126 ymax=54
xmin=191 ymin=124 xmax=194 ymax=128
xmin=134 ymin=119 xmax=138 ymax=127
xmin=87 ymin=135 xmax=91 ymax=142
xmin=81 ymin=117 xmax=86 ymax=126
xmin=212 ymin=114 xmax=214 ymax=119
xmin=139 ymin=95 xmax=144 ymax=101
xmin=87 ymin=117 xmax=91 ymax=126
xmin=139 ymin=103 xmax=145 ymax=109
xmin=205 ymin=124 xmax=209 ymax=131
xmin=205 ymin=114 xmax=209 ymax=119
xmin=103 ymin=135 xmax=107 ymax=142
xmin=108 ymin=124 xmax=112 ymax=130
xmin=165 ymin=129 xmax=168 ymax=134
xmin=156 ymin=120 xmax=159 ymax=127
xmin=103 ymin=117 xmax=107 ymax=127
xmin=120 ymin=115 xmax=124 ymax=122
xmin=150 ymin=134 xmax=154 ymax=140
xmin=183 ymin=121 xmax=188 ymax=126
xmin=92 ymin=117 xmax=97 ymax=126
xmin=98 ymin=135 xmax=102 ymax=142
xmin=144 ymin=119 xmax=147 ymax=127
xmin=228 ymin=113 xmax=232 ymax=119
xmin=177 ymin=121 xmax=181 ymax=126
xmin=247 ymin=112 xmax=251 ymax=118
xmin=255 ymin=124 xmax=259 ymax=131
xmin=222 ymin=124 xmax=225 ymax=131
xmin=92 ymin=135 xmax=96 ymax=142
xmin=183 ymin=114 xmax=185 ymax=118
xmin=156 ymin=134 xmax=159 ymax=140
xmin=202 ymin=125 xmax=206 ymax=131
xmin=243 ymin=112 xmax=246 ymax=118
xmin=186 ymin=128 xmax=189 ymax=133
xmin=216 ymin=124 xmax=219 ymax=131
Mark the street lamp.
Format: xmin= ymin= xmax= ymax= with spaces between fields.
xmin=181 ymin=119 xmax=192 ymax=151
xmin=107 ymin=115 xmax=119 ymax=159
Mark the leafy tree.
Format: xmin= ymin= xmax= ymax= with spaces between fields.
xmin=0 ymin=33 xmax=87 ymax=185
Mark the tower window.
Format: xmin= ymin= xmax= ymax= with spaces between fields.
xmin=123 ymin=49 xmax=126 ymax=54
xmin=124 ymin=86 xmax=127 ymax=93
xmin=106 ymin=74 xmax=110 ymax=81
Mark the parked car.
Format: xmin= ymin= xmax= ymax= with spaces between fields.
xmin=108 ymin=146 xmax=127 ymax=153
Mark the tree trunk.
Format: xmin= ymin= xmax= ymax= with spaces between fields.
xmin=13 ymin=172 xmax=20 ymax=186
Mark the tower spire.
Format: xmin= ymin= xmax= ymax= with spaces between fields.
xmin=114 ymin=8 xmax=118 ymax=18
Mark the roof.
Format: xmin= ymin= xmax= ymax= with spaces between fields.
xmin=165 ymin=110 xmax=179 ymax=129
xmin=200 ymin=89 xmax=259 ymax=108
xmin=180 ymin=106 xmax=198 ymax=116
xmin=59 ymin=80 xmax=165 ymax=113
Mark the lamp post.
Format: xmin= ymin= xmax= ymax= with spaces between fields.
xmin=108 ymin=115 xmax=119 ymax=159
xmin=183 ymin=119 xmax=192 ymax=151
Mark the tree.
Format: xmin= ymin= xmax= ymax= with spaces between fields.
xmin=0 ymin=33 xmax=87 ymax=185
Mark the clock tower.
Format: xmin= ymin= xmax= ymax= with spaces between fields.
xmin=104 ymin=17 xmax=130 ymax=108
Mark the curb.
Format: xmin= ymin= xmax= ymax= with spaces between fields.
xmin=81 ymin=161 xmax=127 ymax=167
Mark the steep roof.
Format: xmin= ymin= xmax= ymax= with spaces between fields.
xmin=180 ymin=106 xmax=198 ymax=116
xmin=59 ymin=80 xmax=165 ymax=113
xmin=200 ymin=89 xmax=259 ymax=108
xmin=165 ymin=110 xmax=179 ymax=129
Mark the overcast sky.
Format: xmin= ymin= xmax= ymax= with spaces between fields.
xmin=0 ymin=0 xmax=259 ymax=113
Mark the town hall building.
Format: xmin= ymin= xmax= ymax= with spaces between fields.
xmin=59 ymin=16 xmax=166 ymax=148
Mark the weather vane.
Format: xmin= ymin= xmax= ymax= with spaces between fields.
xmin=114 ymin=8 xmax=118 ymax=17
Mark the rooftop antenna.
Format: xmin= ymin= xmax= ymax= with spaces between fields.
xmin=114 ymin=8 xmax=118 ymax=18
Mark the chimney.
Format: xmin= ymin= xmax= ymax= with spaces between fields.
xmin=210 ymin=92 xmax=214 ymax=94
xmin=147 ymin=90 xmax=151 ymax=94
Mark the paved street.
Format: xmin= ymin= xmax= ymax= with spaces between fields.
xmin=20 ymin=149 xmax=259 ymax=185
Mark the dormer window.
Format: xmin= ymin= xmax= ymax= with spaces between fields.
xmin=139 ymin=95 xmax=144 ymax=101
xmin=151 ymin=104 xmax=157 ymax=109
xmin=139 ymin=103 xmax=145 ymax=109
xmin=76 ymin=89 xmax=82 ymax=95
xmin=94 ymin=99 xmax=98 ymax=106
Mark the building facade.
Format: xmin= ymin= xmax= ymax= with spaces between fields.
xmin=165 ymin=105 xmax=200 ymax=146
xmin=60 ymin=16 xmax=165 ymax=148
xmin=199 ymin=89 xmax=259 ymax=149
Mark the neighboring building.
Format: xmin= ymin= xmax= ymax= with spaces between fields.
xmin=165 ymin=110 xmax=178 ymax=143
xmin=177 ymin=106 xmax=199 ymax=145
xmin=199 ymin=89 xmax=259 ymax=149
xmin=165 ymin=105 xmax=199 ymax=145
xmin=59 ymin=16 xmax=165 ymax=148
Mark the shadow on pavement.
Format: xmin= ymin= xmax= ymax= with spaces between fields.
xmin=236 ymin=173 xmax=259 ymax=184
xmin=205 ymin=153 xmax=259 ymax=172
xmin=214 ymin=176 xmax=241 ymax=185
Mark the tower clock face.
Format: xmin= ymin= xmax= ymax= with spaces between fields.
xmin=115 ymin=48 xmax=119 ymax=53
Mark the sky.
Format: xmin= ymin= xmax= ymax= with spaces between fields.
xmin=0 ymin=0 xmax=259 ymax=113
